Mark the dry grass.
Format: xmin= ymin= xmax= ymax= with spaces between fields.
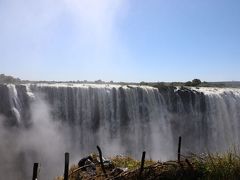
xmin=110 ymin=155 xmax=156 ymax=171
xmin=55 ymin=152 xmax=240 ymax=180
xmin=192 ymin=152 xmax=240 ymax=179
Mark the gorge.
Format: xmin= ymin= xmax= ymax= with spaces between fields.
xmin=1 ymin=83 xmax=240 ymax=179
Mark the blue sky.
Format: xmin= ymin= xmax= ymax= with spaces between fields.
xmin=0 ymin=0 xmax=240 ymax=82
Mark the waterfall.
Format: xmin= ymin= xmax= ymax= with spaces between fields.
xmin=1 ymin=83 xmax=240 ymax=179
xmin=29 ymin=84 xmax=174 ymax=159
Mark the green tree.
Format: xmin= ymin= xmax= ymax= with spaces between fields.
xmin=191 ymin=79 xmax=201 ymax=86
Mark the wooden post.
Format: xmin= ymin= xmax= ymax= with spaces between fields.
xmin=97 ymin=145 xmax=108 ymax=178
xmin=139 ymin=151 xmax=146 ymax=179
xmin=32 ymin=163 xmax=38 ymax=180
xmin=64 ymin=152 xmax=70 ymax=180
xmin=178 ymin=136 xmax=182 ymax=163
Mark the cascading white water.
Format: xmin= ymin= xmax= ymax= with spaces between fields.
xmin=193 ymin=87 xmax=240 ymax=152
xmin=29 ymin=84 xmax=175 ymax=160
xmin=1 ymin=83 xmax=240 ymax=179
xmin=7 ymin=84 xmax=22 ymax=124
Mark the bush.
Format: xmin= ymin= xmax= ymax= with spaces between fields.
xmin=184 ymin=79 xmax=202 ymax=86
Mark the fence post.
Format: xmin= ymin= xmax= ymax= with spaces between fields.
xmin=64 ymin=152 xmax=70 ymax=180
xmin=139 ymin=151 xmax=146 ymax=179
xmin=97 ymin=145 xmax=108 ymax=178
xmin=32 ymin=163 xmax=38 ymax=180
xmin=178 ymin=136 xmax=182 ymax=163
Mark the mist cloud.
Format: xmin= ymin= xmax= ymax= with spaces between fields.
xmin=0 ymin=0 xmax=128 ymax=63
xmin=0 ymin=0 xmax=131 ymax=81
xmin=0 ymin=94 xmax=68 ymax=180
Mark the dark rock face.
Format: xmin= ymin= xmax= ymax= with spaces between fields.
xmin=0 ymin=84 xmax=12 ymax=123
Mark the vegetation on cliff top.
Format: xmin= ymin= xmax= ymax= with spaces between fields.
xmin=0 ymin=74 xmax=21 ymax=84
xmin=1 ymin=74 xmax=240 ymax=88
